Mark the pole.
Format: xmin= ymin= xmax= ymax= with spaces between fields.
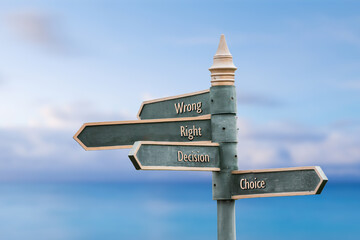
xmin=209 ymin=34 xmax=238 ymax=240
xmin=217 ymin=200 xmax=236 ymax=239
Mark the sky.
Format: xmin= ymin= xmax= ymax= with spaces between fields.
xmin=0 ymin=0 xmax=359 ymax=182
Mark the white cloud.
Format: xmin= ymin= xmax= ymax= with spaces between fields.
xmin=27 ymin=102 xmax=132 ymax=130
xmin=237 ymin=118 xmax=360 ymax=174
xmin=5 ymin=10 xmax=50 ymax=42
xmin=0 ymin=116 xmax=359 ymax=182
xmin=237 ymin=141 xmax=282 ymax=168
xmin=289 ymin=131 xmax=360 ymax=165
xmin=4 ymin=9 xmax=64 ymax=49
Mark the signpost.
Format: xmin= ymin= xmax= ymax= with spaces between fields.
xmin=74 ymin=34 xmax=328 ymax=240
xmin=129 ymin=141 xmax=220 ymax=171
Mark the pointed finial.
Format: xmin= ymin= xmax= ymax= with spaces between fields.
xmin=215 ymin=34 xmax=231 ymax=56
xmin=209 ymin=34 xmax=237 ymax=86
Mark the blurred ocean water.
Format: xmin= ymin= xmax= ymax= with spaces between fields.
xmin=0 ymin=182 xmax=358 ymax=240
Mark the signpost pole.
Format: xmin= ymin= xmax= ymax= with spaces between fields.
xmin=210 ymin=34 xmax=238 ymax=240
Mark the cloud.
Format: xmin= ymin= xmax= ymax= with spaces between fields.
xmin=4 ymin=9 xmax=66 ymax=50
xmin=289 ymin=131 xmax=360 ymax=165
xmin=0 ymin=127 xmax=135 ymax=182
xmin=237 ymin=118 xmax=360 ymax=178
xmin=0 ymin=101 xmax=139 ymax=181
xmin=0 ymin=102 xmax=211 ymax=182
xmin=331 ymin=119 xmax=360 ymax=129
xmin=27 ymin=102 xmax=133 ymax=130
xmin=0 ymin=115 xmax=359 ymax=182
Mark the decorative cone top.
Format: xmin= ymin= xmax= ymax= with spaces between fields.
xmin=209 ymin=34 xmax=237 ymax=86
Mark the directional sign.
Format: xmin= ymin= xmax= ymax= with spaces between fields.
xmin=138 ymin=89 xmax=210 ymax=119
xmin=74 ymin=115 xmax=211 ymax=150
xmin=129 ymin=141 xmax=220 ymax=171
xmin=231 ymin=166 xmax=327 ymax=199
xmin=73 ymin=35 xmax=328 ymax=240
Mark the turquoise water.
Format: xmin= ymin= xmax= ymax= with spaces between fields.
xmin=0 ymin=182 xmax=358 ymax=240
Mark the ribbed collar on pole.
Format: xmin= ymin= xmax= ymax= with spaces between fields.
xmin=209 ymin=34 xmax=237 ymax=86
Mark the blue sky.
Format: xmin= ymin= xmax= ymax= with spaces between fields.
xmin=0 ymin=0 xmax=359 ymax=182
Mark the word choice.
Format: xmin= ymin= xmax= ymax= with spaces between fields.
xmin=180 ymin=125 xmax=202 ymax=140
xmin=177 ymin=151 xmax=210 ymax=162
xmin=175 ymin=102 xmax=203 ymax=114
xmin=240 ymin=178 xmax=266 ymax=190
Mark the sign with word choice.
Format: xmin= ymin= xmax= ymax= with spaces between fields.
xmin=129 ymin=141 xmax=220 ymax=171
xmin=138 ymin=90 xmax=210 ymax=119
xmin=231 ymin=166 xmax=327 ymax=199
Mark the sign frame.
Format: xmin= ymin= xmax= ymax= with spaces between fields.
xmin=231 ymin=166 xmax=327 ymax=200
xmin=129 ymin=141 xmax=221 ymax=171
xmin=74 ymin=115 xmax=212 ymax=151
xmin=137 ymin=89 xmax=210 ymax=120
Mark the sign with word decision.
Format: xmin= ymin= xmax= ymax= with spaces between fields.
xmin=74 ymin=115 xmax=211 ymax=150
xmin=128 ymin=141 xmax=220 ymax=171
xmin=138 ymin=89 xmax=210 ymax=119
xmin=231 ymin=166 xmax=327 ymax=199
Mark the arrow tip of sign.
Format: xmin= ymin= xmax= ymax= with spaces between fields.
xmin=315 ymin=166 xmax=328 ymax=194
xmin=128 ymin=141 xmax=142 ymax=170
xmin=73 ymin=124 xmax=89 ymax=151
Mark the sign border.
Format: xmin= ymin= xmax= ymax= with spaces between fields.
xmin=137 ymin=89 xmax=210 ymax=120
xmin=129 ymin=141 xmax=220 ymax=171
xmin=73 ymin=115 xmax=212 ymax=151
xmin=231 ymin=166 xmax=328 ymax=199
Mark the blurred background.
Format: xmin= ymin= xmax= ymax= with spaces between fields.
xmin=0 ymin=0 xmax=359 ymax=239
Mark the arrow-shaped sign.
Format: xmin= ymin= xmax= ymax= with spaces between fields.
xmin=74 ymin=115 xmax=211 ymax=150
xmin=231 ymin=166 xmax=327 ymax=199
xmin=138 ymin=89 xmax=210 ymax=119
xmin=129 ymin=141 xmax=220 ymax=171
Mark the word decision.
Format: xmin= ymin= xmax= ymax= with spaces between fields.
xmin=177 ymin=151 xmax=210 ymax=163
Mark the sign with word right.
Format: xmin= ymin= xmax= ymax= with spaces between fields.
xmin=231 ymin=166 xmax=327 ymax=199
xmin=74 ymin=115 xmax=211 ymax=150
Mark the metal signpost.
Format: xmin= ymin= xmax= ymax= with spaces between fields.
xmin=74 ymin=34 xmax=328 ymax=240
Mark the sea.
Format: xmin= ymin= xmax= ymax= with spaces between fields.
xmin=0 ymin=181 xmax=358 ymax=240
